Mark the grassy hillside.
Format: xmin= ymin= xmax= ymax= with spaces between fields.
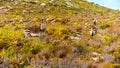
xmin=0 ymin=0 xmax=120 ymax=68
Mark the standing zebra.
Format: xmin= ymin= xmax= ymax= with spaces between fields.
xmin=23 ymin=18 xmax=46 ymax=40
xmin=90 ymin=19 xmax=97 ymax=36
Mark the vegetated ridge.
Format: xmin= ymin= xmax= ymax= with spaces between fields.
xmin=0 ymin=0 xmax=120 ymax=68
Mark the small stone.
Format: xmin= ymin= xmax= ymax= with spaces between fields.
xmin=101 ymin=53 xmax=114 ymax=63
xmin=40 ymin=3 xmax=46 ymax=7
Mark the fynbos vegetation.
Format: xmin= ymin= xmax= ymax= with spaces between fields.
xmin=0 ymin=0 xmax=120 ymax=68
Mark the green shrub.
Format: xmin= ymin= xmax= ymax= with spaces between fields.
xmin=105 ymin=63 xmax=120 ymax=68
xmin=24 ymin=66 xmax=32 ymax=68
xmin=102 ymin=35 xmax=111 ymax=45
xmin=100 ymin=24 xmax=110 ymax=29
xmin=14 ymin=24 xmax=24 ymax=30
xmin=18 ymin=38 xmax=42 ymax=54
xmin=73 ymin=42 xmax=90 ymax=54
xmin=113 ymin=46 xmax=120 ymax=60
xmin=30 ymin=43 xmax=43 ymax=54
xmin=55 ymin=27 xmax=69 ymax=36
xmin=0 ymin=28 xmax=23 ymax=50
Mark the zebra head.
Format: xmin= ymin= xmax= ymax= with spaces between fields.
xmin=90 ymin=19 xmax=98 ymax=36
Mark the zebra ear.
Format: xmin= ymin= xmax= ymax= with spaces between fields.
xmin=93 ymin=19 xmax=97 ymax=25
xmin=41 ymin=17 xmax=46 ymax=21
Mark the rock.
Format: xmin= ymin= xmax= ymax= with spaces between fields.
xmin=23 ymin=10 xmax=28 ymax=13
xmin=104 ymin=42 xmax=118 ymax=53
xmin=65 ymin=1 xmax=73 ymax=7
xmin=0 ymin=6 xmax=5 ymax=10
xmin=91 ymin=52 xmax=101 ymax=62
xmin=7 ymin=6 xmax=12 ymax=9
xmin=104 ymin=45 xmax=115 ymax=53
xmin=0 ymin=58 xmax=11 ymax=68
xmin=101 ymin=53 xmax=115 ymax=63
xmin=40 ymin=3 xmax=46 ymax=7
xmin=3 ymin=58 xmax=9 ymax=68
xmin=70 ymin=36 xmax=81 ymax=40
xmin=80 ymin=62 xmax=88 ymax=68
xmin=72 ymin=47 xmax=79 ymax=53
xmin=92 ymin=52 xmax=99 ymax=56
xmin=49 ymin=0 xmax=54 ymax=3
xmin=92 ymin=57 xmax=99 ymax=63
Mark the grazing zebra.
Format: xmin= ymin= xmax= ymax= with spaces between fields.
xmin=24 ymin=18 xmax=46 ymax=40
xmin=90 ymin=19 xmax=97 ymax=36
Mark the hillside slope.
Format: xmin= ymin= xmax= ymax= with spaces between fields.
xmin=0 ymin=0 xmax=120 ymax=68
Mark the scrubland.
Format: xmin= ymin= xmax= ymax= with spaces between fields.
xmin=0 ymin=0 xmax=120 ymax=68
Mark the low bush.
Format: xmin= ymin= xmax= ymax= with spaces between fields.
xmin=105 ymin=63 xmax=120 ymax=68
xmin=100 ymin=24 xmax=110 ymax=29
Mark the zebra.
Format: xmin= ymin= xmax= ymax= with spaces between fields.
xmin=90 ymin=19 xmax=97 ymax=36
xmin=24 ymin=18 xmax=46 ymax=40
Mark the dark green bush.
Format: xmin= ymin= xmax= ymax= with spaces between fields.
xmin=105 ymin=63 xmax=120 ymax=68
xmin=100 ymin=24 xmax=110 ymax=29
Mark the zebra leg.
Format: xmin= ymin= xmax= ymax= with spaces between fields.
xmin=24 ymin=32 xmax=31 ymax=38
xmin=39 ymin=31 xmax=44 ymax=41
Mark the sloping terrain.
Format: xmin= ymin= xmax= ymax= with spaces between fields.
xmin=0 ymin=0 xmax=120 ymax=68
